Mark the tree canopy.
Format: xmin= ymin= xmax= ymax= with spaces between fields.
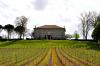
xmin=65 ymin=34 xmax=72 ymax=40
xmin=14 ymin=26 xmax=25 ymax=39
xmin=80 ymin=12 xmax=97 ymax=40
xmin=0 ymin=25 xmax=3 ymax=32
xmin=15 ymin=16 xmax=28 ymax=39
xmin=92 ymin=19 xmax=100 ymax=43
xmin=4 ymin=24 xmax=14 ymax=39
xmin=73 ymin=31 xmax=80 ymax=40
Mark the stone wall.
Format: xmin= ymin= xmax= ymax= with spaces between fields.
xmin=34 ymin=28 xmax=65 ymax=39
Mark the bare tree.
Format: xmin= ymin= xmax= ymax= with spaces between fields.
xmin=15 ymin=16 xmax=28 ymax=39
xmin=88 ymin=12 xmax=97 ymax=27
xmin=80 ymin=12 xmax=97 ymax=40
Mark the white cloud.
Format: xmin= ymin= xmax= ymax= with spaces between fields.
xmin=0 ymin=0 xmax=100 ymax=38
xmin=33 ymin=0 xmax=48 ymax=10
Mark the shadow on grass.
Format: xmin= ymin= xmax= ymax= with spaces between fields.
xmin=0 ymin=40 xmax=18 ymax=47
xmin=86 ymin=41 xmax=100 ymax=51
xmin=71 ymin=40 xmax=100 ymax=51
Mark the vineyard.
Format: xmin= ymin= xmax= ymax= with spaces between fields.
xmin=0 ymin=40 xmax=100 ymax=66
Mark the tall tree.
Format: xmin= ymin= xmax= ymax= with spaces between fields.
xmin=80 ymin=12 xmax=97 ymax=40
xmin=15 ymin=16 xmax=28 ymax=39
xmin=94 ymin=15 xmax=100 ymax=27
xmin=92 ymin=15 xmax=100 ymax=43
xmin=0 ymin=25 xmax=3 ymax=32
xmin=14 ymin=26 xmax=25 ymax=39
xmin=0 ymin=25 xmax=3 ymax=39
xmin=89 ymin=12 xmax=98 ymax=27
xmin=92 ymin=22 xmax=100 ymax=43
xmin=4 ymin=24 xmax=14 ymax=39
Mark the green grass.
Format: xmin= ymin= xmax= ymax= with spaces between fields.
xmin=0 ymin=40 xmax=91 ymax=48
xmin=0 ymin=40 xmax=100 ymax=66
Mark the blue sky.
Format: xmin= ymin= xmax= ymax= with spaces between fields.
xmin=0 ymin=0 xmax=100 ymax=38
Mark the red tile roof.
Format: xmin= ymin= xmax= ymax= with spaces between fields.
xmin=36 ymin=25 xmax=64 ymax=29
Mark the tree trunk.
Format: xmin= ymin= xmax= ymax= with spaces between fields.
xmin=8 ymin=32 xmax=9 ymax=40
xmin=23 ymin=34 xmax=24 ymax=39
xmin=19 ymin=34 xmax=22 ymax=39
xmin=96 ymin=40 xmax=98 ymax=43
xmin=9 ymin=33 xmax=11 ymax=39
xmin=18 ymin=34 xmax=19 ymax=39
xmin=85 ymin=35 xmax=87 ymax=40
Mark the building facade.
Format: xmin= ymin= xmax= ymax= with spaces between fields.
xmin=34 ymin=25 xmax=65 ymax=39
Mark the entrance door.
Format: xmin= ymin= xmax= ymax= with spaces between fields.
xmin=47 ymin=35 xmax=52 ymax=39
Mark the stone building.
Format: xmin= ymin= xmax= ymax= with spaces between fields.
xmin=34 ymin=25 xmax=65 ymax=39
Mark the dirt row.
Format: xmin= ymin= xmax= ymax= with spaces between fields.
xmin=49 ymin=48 xmax=64 ymax=66
xmin=20 ymin=48 xmax=87 ymax=66
xmin=60 ymin=48 xmax=97 ymax=66
xmin=1 ymin=48 xmax=97 ymax=66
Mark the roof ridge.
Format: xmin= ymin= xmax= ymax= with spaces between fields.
xmin=36 ymin=25 xmax=64 ymax=28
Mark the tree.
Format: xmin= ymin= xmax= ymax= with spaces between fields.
xmin=92 ymin=23 xmax=100 ymax=43
xmin=0 ymin=25 xmax=3 ymax=39
xmin=88 ymin=11 xmax=98 ymax=28
xmin=94 ymin=15 xmax=100 ymax=27
xmin=14 ymin=26 xmax=25 ymax=39
xmin=0 ymin=25 xmax=3 ymax=32
xmin=15 ymin=16 xmax=28 ymax=39
xmin=73 ymin=31 xmax=80 ymax=40
xmin=80 ymin=12 xmax=96 ymax=40
xmin=65 ymin=34 xmax=72 ymax=40
xmin=4 ymin=24 xmax=14 ymax=39
xmin=92 ymin=15 xmax=100 ymax=43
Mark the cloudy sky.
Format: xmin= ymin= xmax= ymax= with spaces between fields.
xmin=0 ymin=0 xmax=100 ymax=38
